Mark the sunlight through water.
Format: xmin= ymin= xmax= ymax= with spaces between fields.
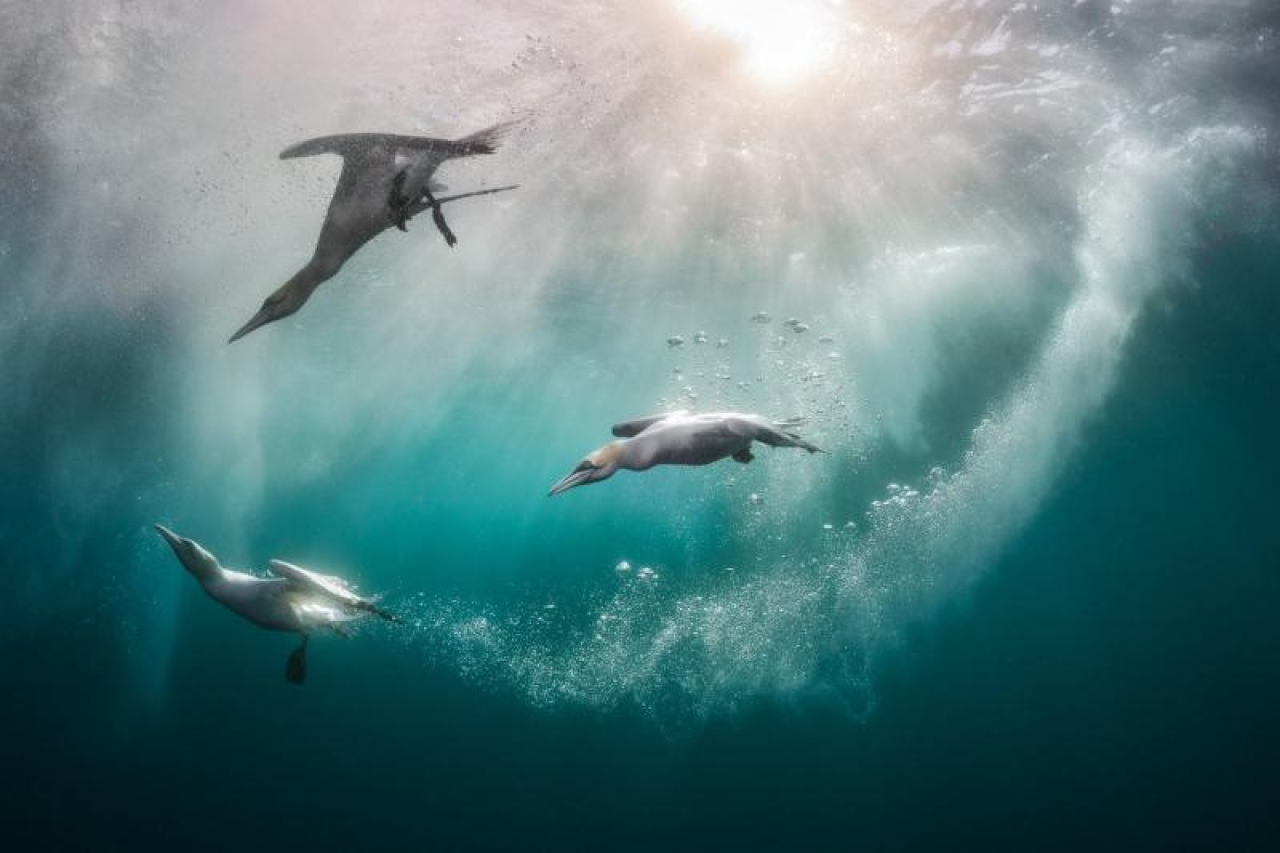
xmin=670 ymin=0 xmax=843 ymax=86
xmin=2 ymin=0 xmax=1275 ymax=730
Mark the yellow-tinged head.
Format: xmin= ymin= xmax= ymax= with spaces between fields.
xmin=548 ymin=441 xmax=625 ymax=496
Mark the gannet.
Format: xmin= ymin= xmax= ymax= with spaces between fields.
xmin=229 ymin=120 xmax=520 ymax=342
xmin=154 ymin=525 xmax=400 ymax=684
xmin=548 ymin=411 xmax=823 ymax=496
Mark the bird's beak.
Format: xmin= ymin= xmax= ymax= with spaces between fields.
xmin=548 ymin=468 xmax=594 ymax=497
xmin=228 ymin=306 xmax=275 ymax=343
xmin=154 ymin=524 xmax=183 ymax=552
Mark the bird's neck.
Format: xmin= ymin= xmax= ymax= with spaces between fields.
xmin=597 ymin=440 xmax=630 ymax=470
xmin=614 ymin=439 xmax=649 ymax=471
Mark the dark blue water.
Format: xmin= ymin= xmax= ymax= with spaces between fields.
xmin=3 ymin=2 xmax=1279 ymax=850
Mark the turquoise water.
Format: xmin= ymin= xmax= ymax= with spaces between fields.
xmin=3 ymin=2 xmax=1279 ymax=849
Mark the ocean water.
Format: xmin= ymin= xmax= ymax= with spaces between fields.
xmin=2 ymin=1 xmax=1278 ymax=849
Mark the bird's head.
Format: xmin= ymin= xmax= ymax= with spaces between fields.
xmin=228 ymin=284 xmax=309 ymax=343
xmin=154 ymin=525 xmax=221 ymax=581
xmin=548 ymin=442 xmax=624 ymax=496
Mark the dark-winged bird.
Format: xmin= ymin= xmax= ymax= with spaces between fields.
xmin=229 ymin=121 xmax=518 ymax=342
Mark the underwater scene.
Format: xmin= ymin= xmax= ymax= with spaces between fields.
xmin=3 ymin=1 xmax=1279 ymax=849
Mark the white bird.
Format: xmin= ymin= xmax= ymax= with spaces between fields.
xmin=548 ymin=411 xmax=823 ymax=496
xmin=154 ymin=525 xmax=399 ymax=684
xmin=229 ymin=120 xmax=520 ymax=342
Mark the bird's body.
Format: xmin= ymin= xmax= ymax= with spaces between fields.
xmin=154 ymin=525 xmax=398 ymax=683
xmin=612 ymin=411 xmax=815 ymax=468
xmin=549 ymin=411 xmax=823 ymax=495
xmin=229 ymin=122 xmax=519 ymax=342
xmin=190 ymin=566 xmax=368 ymax=634
xmin=196 ymin=570 xmax=304 ymax=633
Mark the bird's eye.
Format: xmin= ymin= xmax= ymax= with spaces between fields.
xmin=575 ymin=461 xmax=595 ymax=473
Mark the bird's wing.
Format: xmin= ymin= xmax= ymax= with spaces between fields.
xmin=395 ymin=121 xmax=518 ymax=198
xmin=280 ymin=133 xmax=457 ymax=162
xmin=724 ymin=415 xmax=823 ymax=453
xmin=612 ymin=411 xmax=690 ymax=438
xmin=281 ymin=123 xmax=518 ymax=210
xmin=686 ymin=417 xmax=743 ymax=447
xmin=721 ymin=414 xmax=771 ymax=438
xmin=269 ymin=559 xmax=403 ymax=623
xmin=634 ymin=416 xmax=745 ymax=465
xmin=281 ymin=135 xmax=450 ymax=207
xmin=281 ymin=123 xmax=516 ymax=170
xmin=281 ymin=120 xmax=519 ymax=160
xmin=268 ymin=559 xmax=366 ymax=607
xmin=288 ymin=598 xmax=358 ymax=625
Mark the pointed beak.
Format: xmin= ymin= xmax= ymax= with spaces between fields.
xmin=154 ymin=524 xmax=183 ymax=552
xmin=548 ymin=468 xmax=594 ymax=497
xmin=228 ymin=306 xmax=275 ymax=343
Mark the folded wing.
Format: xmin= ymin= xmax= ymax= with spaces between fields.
xmin=725 ymin=415 xmax=823 ymax=453
xmin=612 ymin=410 xmax=690 ymax=438
xmin=269 ymin=559 xmax=401 ymax=623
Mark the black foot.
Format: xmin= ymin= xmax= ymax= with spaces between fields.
xmin=285 ymin=639 xmax=308 ymax=685
xmin=389 ymin=170 xmax=411 ymax=232
xmin=422 ymin=188 xmax=457 ymax=248
xmin=434 ymin=208 xmax=457 ymax=247
xmin=732 ymin=448 xmax=755 ymax=464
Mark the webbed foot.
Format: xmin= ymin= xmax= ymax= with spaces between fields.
xmin=285 ymin=636 xmax=308 ymax=685
xmin=423 ymin=188 xmax=457 ymax=248
xmin=389 ymin=170 xmax=412 ymax=232
xmin=732 ymin=448 xmax=755 ymax=464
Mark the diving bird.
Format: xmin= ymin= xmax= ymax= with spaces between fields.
xmin=154 ymin=525 xmax=400 ymax=684
xmin=548 ymin=411 xmax=823 ymax=496
xmin=229 ymin=120 xmax=520 ymax=343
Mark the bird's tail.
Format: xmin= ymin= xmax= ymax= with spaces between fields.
xmin=449 ymin=118 xmax=523 ymax=156
xmin=787 ymin=434 xmax=825 ymax=454
xmin=359 ymin=600 xmax=404 ymax=624
xmin=773 ymin=416 xmax=824 ymax=454
xmin=430 ymin=184 xmax=520 ymax=206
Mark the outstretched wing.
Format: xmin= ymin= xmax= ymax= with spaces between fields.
xmin=282 ymin=122 xmax=517 ymax=177
xmin=280 ymin=121 xmax=519 ymax=161
xmin=280 ymin=133 xmax=457 ymax=162
xmin=282 ymin=123 xmax=518 ymax=214
xmin=612 ymin=411 xmax=689 ymax=438
xmin=396 ymin=121 xmax=520 ymax=202
xmin=280 ymin=134 xmax=453 ymax=212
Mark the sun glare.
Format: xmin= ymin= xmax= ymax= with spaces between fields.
xmin=672 ymin=0 xmax=841 ymax=87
